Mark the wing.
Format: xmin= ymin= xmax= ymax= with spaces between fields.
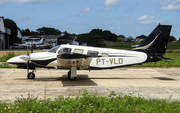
xmin=57 ymin=52 xmax=93 ymax=69
xmin=14 ymin=43 xmax=28 ymax=46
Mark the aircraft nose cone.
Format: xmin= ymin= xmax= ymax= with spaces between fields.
xmin=6 ymin=57 xmax=18 ymax=64
xmin=20 ymin=55 xmax=30 ymax=61
xmin=7 ymin=58 xmax=13 ymax=64
xmin=6 ymin=55 xmax=27 ymax=65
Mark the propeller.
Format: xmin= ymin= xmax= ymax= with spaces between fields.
xmin=27 ymin=45 xmax=30 ymax=74
xmin=26 ymin=44 xmax=34 ymax=74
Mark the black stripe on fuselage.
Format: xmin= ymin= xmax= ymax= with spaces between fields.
xmin=9 ymin=62 xmax=38 ymax=69
xmin=57 ymin=52 xmax=91 ymax=59
xmin=31 ymin=58 xmax=56 ymax=67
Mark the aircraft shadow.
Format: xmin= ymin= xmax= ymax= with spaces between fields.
xmin=60 ymin=74 xmax=98 ymax=86
xmin=14 ymin=76 xmax=176 ymax=87
xmin=14 ymin=74 xmax=98 ymax=86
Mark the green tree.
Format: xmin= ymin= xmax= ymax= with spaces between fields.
xmin=118 ymin=35 xmax=126 ymax=39
xmin=71 ymin=33 xmax=77 ymax=39
xmin=36 ymin=27 xmax=61 ymax=35
xmin=22 ymin=28 xmax=31 ymax=36
xmin=168 ymin=35 xmax=176 ymax=42
xmin=136 ymin=35 xmax=147 ymax=39
xmin=76 ymin=33 xmax=105 ymax=47
xmin=88 ymin=34 xmax=105 ymax=47
xmin=89 ymin=29 xmax=117 ymax=42
xmin=3 ymin=18 xmax=21 ymax=45
xmin=89 ymin=29 xmax=103 ymax=35
xmin=76 ymin=33 xmax=89 ymax=45
xmin=63 ymin=31 xmax=72 ymax=37
xmin=126 ymin=36 xmax=133 ymax=42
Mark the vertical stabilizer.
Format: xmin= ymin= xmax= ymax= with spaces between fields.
xmin=39 ymin=38 xmax=44 ymax=43
xmin=133 ymin=24 xmax=172 ymax=55
xmin=0 ymin=17 xmax=5 ymax=33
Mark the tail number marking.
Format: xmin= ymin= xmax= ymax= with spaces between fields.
xmin=96 ymin=58 xmax=123 ymax=65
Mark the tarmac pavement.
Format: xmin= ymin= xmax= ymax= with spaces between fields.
xmin=0 ymin=68 xmax=180 ymax=102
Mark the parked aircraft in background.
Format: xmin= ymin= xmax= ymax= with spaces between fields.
xmin=7 ymin=24 xmax=172 ymax=80
xmin=131 ymin=45 xmax=139 ymax=48
xmin=14 ymin=38 xmax=49 ymax=48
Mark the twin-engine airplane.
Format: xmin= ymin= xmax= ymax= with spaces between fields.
xmin=15 ymin=38 xmax=44 ymax=47
xmin=7 ymin=24 xmax=172 ymax=80
xmin=14 ymin=38 xmax=49 ymax=49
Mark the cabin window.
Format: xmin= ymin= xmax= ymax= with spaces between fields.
xmin=87 ymin=50 xmax=99 ymax=57
xmin=58 ymin=48 xmax=72 ymax=54
xmin=74 ymin=49 xmax=84 ymax=54
xmin=48 ymin=45 xmax=60 ymax=53
xmin=102 ymin=53 xmax=109 ymax=57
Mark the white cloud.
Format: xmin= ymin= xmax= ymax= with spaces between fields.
xmin=109 ymin=27 xmax=122 ymax=31
xmin=104 ymin=0 xmax=121 ymax=6
xmin=160 ymin=0 xmax=180 ymax=11
xmin=137 ymin=15 xmax=163 ymax=24
xmin=159 ymin=0 xmax=174 ymax=5
xmin=137 ymin=15 xmax=149 ymax=20
xmin=0 ymin=0 xmax=68 ymax=4
xmin=103 ymin=0 xmax=121 ymax=11
xmin=83 ymin=7 xmax=90 ymax=12
xmin=79 ymin=7 xmax=91 ymax=16
xmin=104 ymin=7 xmax=114 ymax=11
xmin=117 ymin=27 xmax=122 ymax=30
xmin=22 ymin=17 xmax=30 ymax=21
xmin=137 ymin=15 xmax=155 ymax=21
xmin=109 ymin=27 xmax=114 ymax=30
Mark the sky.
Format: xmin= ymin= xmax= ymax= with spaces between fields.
xmin=0 ymin=0 xmax=180 ymax=39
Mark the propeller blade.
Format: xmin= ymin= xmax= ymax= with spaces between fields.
xmin=27 ymin=61 xmax=29 ymax=73
xmin=27 ymin=45 xmax=29 ymax=56
xmin=27 ymin=45 xmax=30 ymax=74
xmin=31 ymin=44 xmax=34 ymax=53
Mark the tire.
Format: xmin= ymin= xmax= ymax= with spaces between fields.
xmin=27 ymin=72 xmax=35 ymax=79
xmin=67 ymin=71 xmax=77 ymax=81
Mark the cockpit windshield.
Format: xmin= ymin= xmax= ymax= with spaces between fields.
xmin=58 ymin=48 xmax=72 ymax=54
xmin=47 ymin=45 xmax=60 ymax=53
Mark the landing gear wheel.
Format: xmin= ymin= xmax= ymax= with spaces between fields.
xmin=27 ymin=72 xmax=35 ymax=79
xmin=67 ymin=71 xmax=77 ymax=81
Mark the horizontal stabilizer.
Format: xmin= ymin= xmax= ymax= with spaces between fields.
xmin=157 ymin=56 xmax=173 ymax=61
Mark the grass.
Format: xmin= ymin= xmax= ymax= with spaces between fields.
xmin=0 ymin=52 xmax=16 ymax=62
xmin=167 ymin=42 xmax=180 ymax=50
xmin=0 ymin=90 xmax=180 ymax=113
xmin=104 ymin=42 xmax=134 ymax=50
xmin=0 ymin=62 xmax=17 ymax=68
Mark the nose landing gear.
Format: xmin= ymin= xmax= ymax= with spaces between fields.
xmin=27 ymin=70 xmax=35 ymax=79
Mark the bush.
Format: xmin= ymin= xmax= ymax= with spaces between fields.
xmin=0 ymin=52 xmax=15 ymax=62
xmin=167 ymin=50 xmax=173 ymax=53
xmin=0 ymin=91 xmax=180 ymax=113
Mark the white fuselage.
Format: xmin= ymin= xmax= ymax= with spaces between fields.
xmin=7 ymin=44 xmax=148 ymax=69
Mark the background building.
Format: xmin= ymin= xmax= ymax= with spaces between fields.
xmin=43 ymin=35 xmax=79 ymax=47
xmin=0 ymin=16 xmax=11 ymax=49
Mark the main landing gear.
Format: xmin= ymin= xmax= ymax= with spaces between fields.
xmin=27 ymin=70 xmax=35 ymax=79
xmin=27 ymin=69 xmax=35 ymax=79
xmin=67 ymin=67 xmax=77 ymax=81
xmin=68 ymin=71 xmax=77 ymax=80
